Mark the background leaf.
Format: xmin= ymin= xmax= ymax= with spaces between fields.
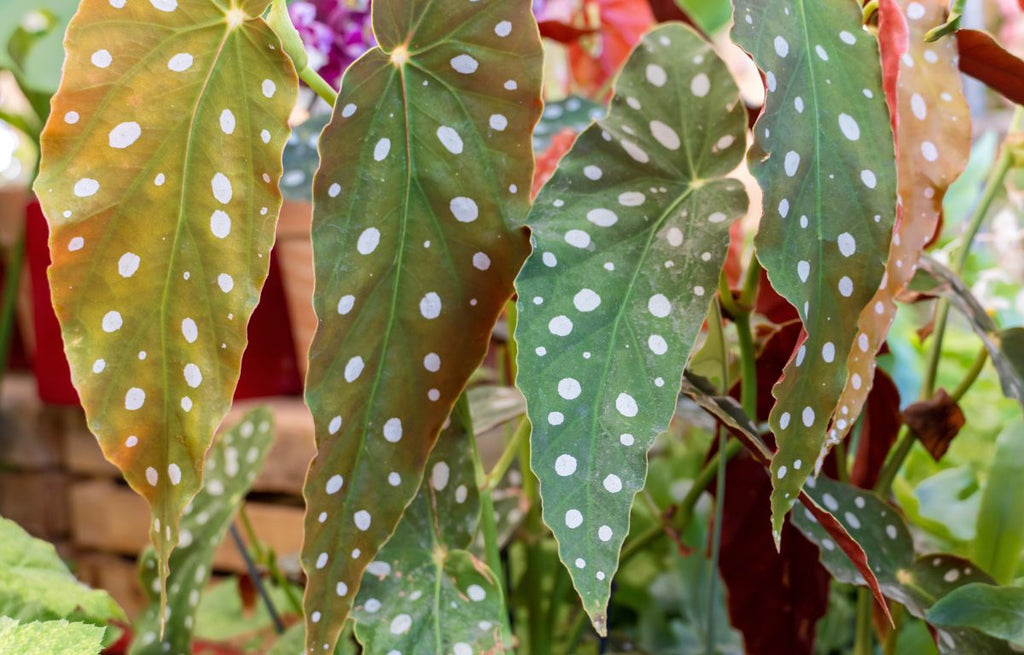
xmin=351 ymin=405 xmax=507 ymax=654
xmin=828 ymin=0 xmax=971 ymax=450
xmin=0 ymin=617 xmax=104 ymax=655
xmin=33 ymin=0 xmax=297 ymax=599
xmin=731 ymin=0 xmax=897 ymax=536
xmin=130 ymin=408 xmax=274 ymax=655
xmin=927 ymin=584 xmax=1024 ymax=647
xmin=0 ymin=515 xmax=124 ymax=640
xmin=301 ymin=0 xmax=542 ymax=649
xmin=973 ymin=419 xmax=1024 ymax=584
xmin=515 ymin=22 xmax=748 ymax=631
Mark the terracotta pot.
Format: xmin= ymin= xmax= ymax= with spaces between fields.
xmin=276 ymin=200 xmax=317 ymax=377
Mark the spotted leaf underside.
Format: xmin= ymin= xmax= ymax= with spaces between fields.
xmin=827 ymin=0 xmax=971 ymax=452
xmin=794 ymin=477 xmax=1009 ymax=653
xmin=351 ymin=403 xmax=507 ymax=654
xmin=515 ymin=23 xmax=749 ymax=633
xmin=731 ymin=0 xmax=897 ymax=538
xmin=302 ymin=1 xmax=542 ymax=650
xmin=131 ymin=408 xmax=274 ymax=655
xmin=33 ymin=0 xmax=297 ymax=605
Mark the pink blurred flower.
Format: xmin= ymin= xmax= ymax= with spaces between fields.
xmin=288 ymin=0 xmax=374 ymax=88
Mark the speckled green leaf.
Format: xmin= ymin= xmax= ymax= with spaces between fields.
xmin=32 ymin=0 xmax=297 ymax=605
xmin=130 ymin=408 xmax=274 ymax=655
xmin=974 ymin=420 xmax=1024 ymax=584
xmin=0 ymin=618 xmax=104 ymax=655
xmin=731 ymin=0 xmax=897 ymax=539
xmin=351 ymin=406 xmax=507 ymax=654
xmin=794 ymin=477 xmax=1007 ymax=653
xmin=302 ymin=1 xmax=541 ymax=650
xmin=927 ymin=584 xmax=1024 ymax=649
xmin=514 ymin=23 xmax=748 ymax=633
xmin=0 ymin=515 xmax=124 ymax=637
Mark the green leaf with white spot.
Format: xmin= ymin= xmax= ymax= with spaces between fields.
xmin=130 ymin=408 xmax=274 ymax=655
xmin=32 ymin=0 xmax=297 ymax=610
xmin=731 ymin=0 xmax=897 ymax=538
xmin=514 ymin=23 xmax=749 ymax=633
xmin=793 ymin=477 xmax=1008 ymax=654
xmin=927 ymin=584 xmax=1024 ymax=649
xmin=0 ymin=618 xmax=104 ymax=655
xmin=301 ymin=1 xmax=541 ymax=650
xmin=0 ymin=515 xmax=124 ymax=640
xmin=351 ymin=405 xmax=507 ymax=654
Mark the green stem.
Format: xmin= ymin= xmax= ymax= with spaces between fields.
xmin=0 ymin=228 xmax=26 ymax=396
xmin=735 ymin=315 xmax=758 ymax=420
xmin=882 ymin=605 xmax=904 ymax=655
xmin=267 ymin=0 xmax=339 ymax=106
xmin=924 ymin=0 xmax=966 ymax=42
xmin=486 ymin=416 xmax=529 ymax=490
xmin=738 ymin=256 xmax=763 ymax=309
xmin=951 ymin=347 xmax=989 ymax=402
xmin=875 ymin=425 xmax=913 ymax=495
xmin=853 ymin=588 xmax=874 ymax=655
xmin=705 ymin=427 xmax=727 ymax=655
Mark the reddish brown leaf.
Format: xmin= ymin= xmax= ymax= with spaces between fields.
xmin=956 ymin=29 xmax=1024 ymax=105
xmin=902 ymin=389 xmax=966 ymax=460
xmin=754 ymin=268 xmax=800 ymax=326
xmin=567 ymin=0 xmax=656 ymax=95
xmin=717 ymin=455 xmax=830 ymax=655
xmin=532 ymin=128 xmax=578 ymax=198
xmin=646 ymin=0 xmax=696 ymax=25
xmin=825 ymin=0 xmax=971 ymax=465
xmin=851 ymin=368 xmax=902 ymax=489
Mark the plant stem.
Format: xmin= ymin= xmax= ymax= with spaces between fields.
xmin=267 ymin=0 xmax=339 ymax=106
xmin=0 ymin=228 xmax=26 ymax=396
xmin=461 ymin=397 xmax=505 ymax=593
xmin=705 ymin=426 xmax=727 ymax=655
xmin=875 ymin=425 xmax=912 ymax=495
xmin=951 ymin=347 xmax=989 ymax=402
xmin=486 ymin=417 xmax=529 ymax=490
xmin=853 ymin=587 xmax=874 ymax=655
xmin=229 ymin=523 xmax=285 ymax=634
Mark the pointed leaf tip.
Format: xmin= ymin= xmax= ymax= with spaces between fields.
xmin=515 ymin=22 xmax=748 ymax=628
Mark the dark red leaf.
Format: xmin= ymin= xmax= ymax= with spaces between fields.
xmin=717 ymin=454 xmax=830 ymax=655
xmin=851 ymin=369 xmax=902 ymax=489
xmin=902 ymin=389 xmax=966 ymax=460
xmin=956 ymin=29 xmax=1024 ymax=105
xmin=754 ymin=268 xmax=800 ymax=326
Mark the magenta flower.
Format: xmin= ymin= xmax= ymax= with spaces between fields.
xmin=288 ymin=0 xmax=375 ymax=88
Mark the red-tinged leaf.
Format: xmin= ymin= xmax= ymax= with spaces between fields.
xmin=716 ymin=453 xmax=830 ymax=655
xmin=956 ymin=29 xmax=1024 ymax=105
xmin=532 ymin=128 xmax=579 ymax=198
xmin=32 ymin=0 xmax=297 ymax=612
xmin=568 ymin=0 xmax=656 ymax=95
xmin=797 ymin=489 xmax=893 ymax=623
xmin=825 ymin=0 xmax=971 ymax=469
xmin=301 ymin=1 xmax=542 ymax=651
xmin=754 ymin=268 xmax=799 ymax=326
xmin=536 ymin=0 xmax=598 ymax=44
xmin=731 ymin=0 xmax=898 ymax=539
xmin=850 ymin=369 xmax=902 ymax=489
xmin=902 ymin=389 xmax=966 ymax=460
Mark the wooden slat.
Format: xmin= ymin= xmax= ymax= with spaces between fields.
xmin=0 ymin=374 xmax=64 ymax=471
xmin=0 ymin=471 xmax=69 ymax=539
xmin=75 ymin=552 xmax=149 ymax=618
xmin=69 ymin=479 xmax=303 ymax=574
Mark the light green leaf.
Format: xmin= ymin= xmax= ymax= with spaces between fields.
xmin=301 ymin=0 xmax=542 ymax=650
xmin=0 ymin=617 xmax=104 ymax=655
xmin=352 ymin=409 xmax=505 ymax=654
xmin=731 ymin=0 xmax=897 ymax=538
xmin=973 ymin=419 xmax=1024 ymax=584
xmin=927 ymin=584 xmax=1024 ymax=648
xmin=0 ymin=515 xmax=124 ymax=634
xmin=33 ymin=0 xmax=297 ymax=606
xmin=130 ymin=408 xmax=274 ymax=655
xmin=514 ymin=23 xmax=748 ymax=632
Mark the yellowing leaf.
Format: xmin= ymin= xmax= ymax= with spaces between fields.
xmin=33 ymin=0 xmax=297 ymax=609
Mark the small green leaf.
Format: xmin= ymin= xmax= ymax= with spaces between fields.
xmin=302 ymin=0 xmax=542 ymax=650
xmin=130 ymin=408 xmax=274 ymax=655
xmin=927 ymin=584 xmax=1024 ymax=648
xmin=33 ymin=0 xmax=297 ymax=606
xmin=0 ymin=617 xmax=105 ymax=655
xmin=731 ymin=0 xmax=898 ymax=537
xmin=973 ymin=419 xmax=1024 ymax=584
xmin=514 ymin=23 xmax=748 ymax=631
xmin=0 ymin=515 xmax=124 ymax=633
xmin=533 ymin=96 xmax=603 ymax=152
xmin=351 ymin=405 xmax=507 ymax=654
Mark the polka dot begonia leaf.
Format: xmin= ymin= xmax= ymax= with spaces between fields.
xmin=351 ymin=403 xmax=508 ymax=655
xmin=824 ymin=0 xmax=971 ymax=468
xmin=514 ymin=23 xmax=749 ymax=633
xmin=132 ymin=408 xmax=274 ymax=655
xmin=301 ymin=1 xmax=541 ymax=651
xmin=794 ymin=476 xmax=1007 ymax=653
xmin=731 ymin=0 xmax=898 ymax=541
xmin=32 ymin=0 xmax=297 ymax=617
